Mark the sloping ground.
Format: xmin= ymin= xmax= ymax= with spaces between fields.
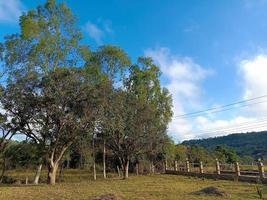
xmin=0 ymin=170 xmax=265 ymax=200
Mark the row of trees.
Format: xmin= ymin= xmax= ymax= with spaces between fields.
xmin=166 ymin=143 xmax=254 ymax=166
xmin=0 ymin=0 xmax=173 ymax=184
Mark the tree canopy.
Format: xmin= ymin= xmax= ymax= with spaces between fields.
xmin=0 ymin=0 xmax=173 ymax=184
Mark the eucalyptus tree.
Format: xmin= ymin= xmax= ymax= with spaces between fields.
xmin=85 ymin=45 xmax=131 ymax=179
xmin=127 ymin=57 xmax=173 ymax=174
xmin=104 ymin=57 xmax=173 ymax=178
xmin=0 ymin=0 xmax=99 ymax=184
xmin=2 ymin=68 xmax=99 ymax=184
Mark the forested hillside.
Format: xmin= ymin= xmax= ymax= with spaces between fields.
xmin=182 ymin=131 xmax=267 ymax=159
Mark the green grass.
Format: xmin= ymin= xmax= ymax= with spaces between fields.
xmin=0 ymin=169 xmax=266 ymax=200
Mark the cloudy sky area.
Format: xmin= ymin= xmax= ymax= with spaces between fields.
xmin=1 ymin=0 xmax=267 ymax=142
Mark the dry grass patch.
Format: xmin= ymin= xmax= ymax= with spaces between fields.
xmin=0 ymin=170 xmax=266 ymax=200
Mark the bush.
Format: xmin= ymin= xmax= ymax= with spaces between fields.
xmin=1 ymin=176 xmax=17 ymax=184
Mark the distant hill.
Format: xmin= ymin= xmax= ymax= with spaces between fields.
xmin=182 ymin=131 xmax=267 ymax=158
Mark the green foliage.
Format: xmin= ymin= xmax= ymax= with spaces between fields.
xmin=4 ymin=141 xmax=41 ymax=168
xmin=0 ymin=0 xmax=174 ymax=183
xmin=187 ymin=145 xmax=212 ymax=163
xmin=183 ymin=132 xmax=267 ymax=160
xmin=162 ymin=137 xmax=176 ymax=161
xmin=214 ymin=145 xmax=239 ymax=163
xmin=3 ymin=0 xmax=83 ymax=78
xmin=175 ymin=144 xmax=187 ymax=161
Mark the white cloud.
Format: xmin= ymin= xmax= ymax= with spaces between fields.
xmin=0 ymin=0 xmax=24 ymax=24
xmin=84 ymin=20 xmax=113 ymax=45
xmin=189 ymin=54 xmax=267 ymax=140
xmin=145 ymin=47 xmax=212 ymax=141
xmin=239 ymin=54 xmax=267 ymax=115
xmin=194 ymin=116 xmax=260 ymax=138
xmin=84 ymin=21 xmax=104 ymax=45
xmin=145 ymin=49 xmax=267 ymax=142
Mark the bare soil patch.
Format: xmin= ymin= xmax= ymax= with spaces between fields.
xmin=192 ymin=186 xmax=230 ymax=198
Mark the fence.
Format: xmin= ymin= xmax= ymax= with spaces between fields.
xmin=165 ymin=159 xmax=266 ymax=184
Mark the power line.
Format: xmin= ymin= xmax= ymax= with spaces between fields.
xmin=197 ymin=124 xmax=267 ymax=138
xmin=175 ymin=100 xmax=267 ymax=119
xmin=193 ymin=118 xmax=267 ymax=134
xmin=175 ymin=94 xmax=267 ymax=119
xmin=196 ymin=121 xmax=267 ymax=135
xmin=186 ymin=119 xmax=267 ymax=137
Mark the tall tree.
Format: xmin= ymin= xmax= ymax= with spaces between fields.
xmin=86 ymin=45 xmax=131 ymax=179
xmin=105 ymin=57 xmax=173 ymax=178
xmin=128 ymin=57 xmax=173 ymax=173
xmin=2 ymin=67 xmax=98 ymax=184
xmin=0 ymin=0 xmax=95 ymax=185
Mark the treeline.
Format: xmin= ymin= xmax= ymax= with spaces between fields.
xmin=0 ymin=0 xmax=173 ymax=184
xmin=1 ymin=139 xmax=254 ymax=181
xmin=157 ymin=141 xmax=253 ymax=167
xmin=182 ymin=131 xmax=267 ymax=160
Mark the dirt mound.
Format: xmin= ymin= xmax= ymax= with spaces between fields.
xmin=92 ymin=194 xmax=122 ymax=200
xmin=192 ymin=186 xmax=230 ymax=198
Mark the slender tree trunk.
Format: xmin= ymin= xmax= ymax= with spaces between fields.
xmin=122 ymin=160 xmax=129 ymax=179
xmin=149 ymin=162 xmax=154 ymax=174
xmin=136 ymin=163 xmax=139 ymax=176
xmin=0 ymin=158 xmax=6 ymax=183
xmin=58 ymin=162 xmax=64 ymax=182
xmin=152 ymin=163 xmax=155 ymax=174
xmin=103 ymin=139 xmax=106 ymax=179
xmin=66 ymin=159 xmax=70 ymax=169
xmin=92 ymin=136 xmax=96 ymax=180
xmin=33 ymin=164 xmax=42 ymax=184
xmin=117 ymin=165 xmax=121 ymax=177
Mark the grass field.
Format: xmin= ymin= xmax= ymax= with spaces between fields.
xmin=0 ymin=170 xmax=266 ymax=200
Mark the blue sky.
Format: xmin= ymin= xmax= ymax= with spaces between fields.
xmin=1 ymin=0 xmax=267 ymax=142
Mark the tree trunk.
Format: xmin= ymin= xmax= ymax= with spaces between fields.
xmin=66 ymin=159 xmax=70 ymax=169
xmin=47 ymin=161 xmax=58 ymax=185
xmin=0 ymin=158 xmax=6 ymax=183
xmin=152 ymin=163 xmax=155 ymax=174
xmin=46 ymin=144 xmax=69 ymax=185
xmin=136 ymin=163 xmax=139 ymax=176
xmin=117 ymin=165 xmax=121 ymax=177
xmin=58 ymin=162 xmax=64 ymax=182
xmin=92 ymin=136 xmax=96 ymax=180
xmin=33 ymin=164 xmax=42 ymax=184
xmin=103 ymin=139 xmax=106 ymax=179
xmin=122 ymin=160 xmax=129 ymax=179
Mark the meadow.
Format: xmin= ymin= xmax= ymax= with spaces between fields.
xmin=0 ymin=170 xmax=266 ymax=200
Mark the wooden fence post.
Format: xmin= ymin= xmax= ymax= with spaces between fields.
xmin=215 ymin=159 xmax=220 ymax=175
xmin=185 ymin=159 xmax=190 ymax=172
xmin=199 ymin=161 xmax=204 ymax=174
xmin=235 ymin=161 xmax=240 ymax=177
xmin=258 ymin=159 xmax=265 ymax=179
xmin=165 ymin=159 xmax=168 ymax=171
xmin=174 ymin=160 xmax=178 ymax=171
